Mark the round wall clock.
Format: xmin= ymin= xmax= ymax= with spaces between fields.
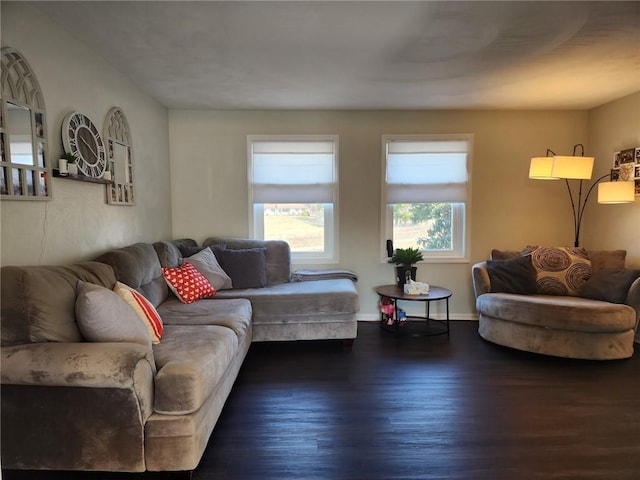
xmin=61 ymin=112 xmax=107 ymax=177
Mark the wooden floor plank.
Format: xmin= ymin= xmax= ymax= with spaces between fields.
xmin=4 ymin=321 xmax=640 ymax=480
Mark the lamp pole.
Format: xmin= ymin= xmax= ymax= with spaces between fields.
xmin=530 ymin=143 xmax=634 ymax=248
xmin=564 ymin=173 xmax=610 ymax=248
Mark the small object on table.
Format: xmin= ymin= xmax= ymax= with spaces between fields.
xmin=404 ymin=279 xmax=430 ymax=295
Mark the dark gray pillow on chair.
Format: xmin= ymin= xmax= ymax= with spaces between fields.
xmin=579 ymin=268 xmax=640 ymax=303
xmin=486 ymin=255 xmax=537 ymax=294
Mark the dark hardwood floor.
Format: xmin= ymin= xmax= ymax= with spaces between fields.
xmin=4 ymin=321 xmax=640 ymax=480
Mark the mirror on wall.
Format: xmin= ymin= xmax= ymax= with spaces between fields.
xmin=7 ymin=102 xmax=35 ymax=165
xmin=0 ymin=47 xmax=50 ymax=200
xmin=104 ymin=107 xmax=135 ymax=205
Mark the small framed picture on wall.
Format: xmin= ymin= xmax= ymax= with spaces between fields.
xmin=613 ymin=147 xmax=640 ymax=197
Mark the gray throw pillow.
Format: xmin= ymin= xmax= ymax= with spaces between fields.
xmin=75 ymin=281 xmax=152 ymax=348
xmin=186 ymin=247 xmax=233 ymax=290
xmin=486 ymin=255 xmax=537 ymax=294
xmin=579 ymin=268 xmax=640 ymax=304
xmin=214 ymin=247 xmax=267 ymax=289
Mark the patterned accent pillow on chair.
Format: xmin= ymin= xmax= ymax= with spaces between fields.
xmin=522 ymin=246 xmax=592 ymax=296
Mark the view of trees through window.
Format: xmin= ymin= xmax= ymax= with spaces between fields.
xmin=263 ymin=203 xmax=325 ymax=252
xmin=263 ymin=202 xmax=453 ymax=253
xmin=392 ymin=203 xmax=453 ymax=250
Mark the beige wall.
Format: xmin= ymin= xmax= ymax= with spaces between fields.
xmin=4 ymin=3 xmax=633 ymax=319
xmin=584 ymin=92 xmax=640 ymax=267
xmin=169 ymin=109 xmax=590 ymax=319
xmin=0 ymin=3 xmax=172 ymax=266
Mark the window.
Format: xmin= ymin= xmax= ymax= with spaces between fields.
xmin=382 ymin=135 xmax=471 ymax=262
xmin=248 ymin=136 xmax=338 ymax=263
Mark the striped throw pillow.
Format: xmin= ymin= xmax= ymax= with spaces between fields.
xmin=114 ymin=281 xmax=164 ymax=343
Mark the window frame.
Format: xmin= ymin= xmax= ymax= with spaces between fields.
xmin=380 ymin=134 xmax=472 ymax=264
xmin=247 ymin=134 xmax=339 ymax=264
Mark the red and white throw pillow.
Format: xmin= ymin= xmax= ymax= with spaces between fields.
xmin=162 ymin=262 xmax=216 ymax=304
xmin=113 ymin=282 xmax=164 ymax=344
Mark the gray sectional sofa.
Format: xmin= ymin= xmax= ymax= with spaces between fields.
xmin=0 ymin=238 xmax=359 ymax=475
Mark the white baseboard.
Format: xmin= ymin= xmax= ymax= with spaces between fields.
xmin=357 ymin=313 xmax=478 ymax=322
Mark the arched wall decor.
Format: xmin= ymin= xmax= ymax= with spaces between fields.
xmin=103 ymin=107 xmax=135 ymax=205
xmin=0 ymin=47 xmax=51 ymax=200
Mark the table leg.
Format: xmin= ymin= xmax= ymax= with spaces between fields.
xmin=445 ymin=297 xmax=450 ymax=336
xmin=394 ymin=299 xmax=401 ymax=335
xmin=426 ymin=301 xmax=431 ymax=326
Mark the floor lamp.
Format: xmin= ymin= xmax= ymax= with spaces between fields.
xmin=529 ymin=144 xmax=635 ymax=247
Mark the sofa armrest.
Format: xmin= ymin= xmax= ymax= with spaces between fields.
xmin=472 ymin=261 xmax=490 ymax=298
xmin=2 ymin=341 xmax=154 ymax=401
xmin=1 ymin=342 xmax=155 ymax=471
xmin=626 ymin=277 xmax=640 ymax=331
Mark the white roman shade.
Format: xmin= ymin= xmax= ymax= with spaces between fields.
xmin=251 ymin=140 xmax=336 ymax=203
xmin=386 ymin=140 xmax=469 ymax=203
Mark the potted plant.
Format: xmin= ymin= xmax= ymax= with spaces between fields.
xmin=388 ymin=247 xmax=423 ymax=288
xmin=60 ymin=153 xmax=79 ymax=176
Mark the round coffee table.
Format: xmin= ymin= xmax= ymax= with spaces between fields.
xmin=375 ymin=284 xmax=453 ymax=337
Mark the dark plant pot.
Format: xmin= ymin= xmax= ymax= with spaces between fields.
xmin=395 ymin=266 xmax=417 ymax=288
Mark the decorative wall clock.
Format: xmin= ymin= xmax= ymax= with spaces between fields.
xmin=61 ymin=112 xmax=107 ymax=178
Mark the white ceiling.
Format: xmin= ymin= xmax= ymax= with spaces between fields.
xmin=31 ymin=1 xmax=640 ymax=110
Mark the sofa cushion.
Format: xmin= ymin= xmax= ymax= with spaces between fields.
xmin=486 ymin=256 xmax=537 ymax=294
xmin=157 ymin=297 xmax=252 ymax=338
xmin=214 ymin=247 xmax=267 ymax=289
xmin=95 ymin=243 xmax=168 ymax=308
xmin=75 ymin=281 xmax=152 ymax=349
xmin=153 ymin=241 xmax=184 ymax=269
xmin=114 ymin=282 xmax=164 ymax=343
xmin=214 ymin=278 xmax=359 ymax=322
xmin=523 ymin=246 xmax=592 ymax=296
xmin=579 ymin=268 xmax=640 ymax=304
xmin=586 ymin=250 xmax=627 ymax=273
xmin=162 ymin=263 xmax=216 ymax=304
xmin=476 ymin=293 xmax=636 ymax=333
xmin=152 ymin=325 xmax=238 ymax=415
xmin=186 ymin=248 xmax=233 ymax=290
xmin=153 ymin=239 xmax=200 ymax=268
xmin=490 ymin=249 xmax=521 ymax=261
xmin=1 ymin=262 xmax=116 ymax=346
xmin=177 ymin=245 xmax=204 ymax=258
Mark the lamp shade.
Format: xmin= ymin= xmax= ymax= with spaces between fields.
xmin=529 ymin=157 xmax=558 ymax=180
xmin=597 ymin=181 xmax=635 ymax=204
xmin=551 ymin=155 xmax=594 ymax=179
